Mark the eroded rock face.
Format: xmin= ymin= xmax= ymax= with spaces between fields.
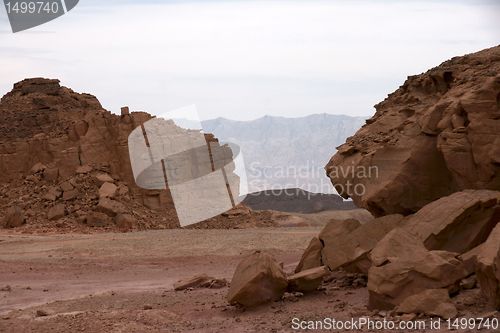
xmin=395 ymin=289 xmax=457 ymax=319
xmin=320 ymin=214 xmax=404 ymax=273
xmin=2 ymin=206 xmax=25 ymax=228
xmin=402 ymin=190 xmax=500 ymax=253
xmin=476 ymin=223 xmax=500 ymax=309
xmin=368 ymin=229 xmax=468 ymax=310
xmin=287 ymin=266 xmax=328 ymax=292
xmin=294 ymin=237 xmax=323 ymax=273
xmin=326 ymin=46 xmax=500 ymax=216
xmin=227 ymin=251 xmax=288 ymax=307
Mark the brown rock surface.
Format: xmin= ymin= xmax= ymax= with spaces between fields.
xmin=395 ymin=289 xmax=458 ymax=319
xmin=174 ymin=274 xmax=227 ymax=291
xmin=368 ymin=229 xmax=469 ymax=309
xmin=287 ymin=266 xmax=328 ymax=292
xmin=227 ymin=251 xmax=288 ymax=307
xmin=2 ymin=206 xmax=25 ymax=228
xmin=476 ymin=223 xmax=500 ymax=309
xmin=294 ymin=237 xmax=323 ymax=273
xmin=320 ymin=214 xmax=404 ymax=273
xmin=402 ymin=190 xmax=500 ymax=253
xmin=326 ymin=46 xmax=500 ymax=216
xmin=47 ymin=204 xmax=66 ymax=221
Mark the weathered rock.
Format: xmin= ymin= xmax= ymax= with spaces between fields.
xmin=95 ymin=173 xmax=114 ymax=184
xmin=99 ymin=182 xmax=118 ymax=199
xmin=460 ymin=275 xmax=477 ymax=290
xmin=96 ymin=198 xmax=126 ymax=217
xmin=294 ymin=237 xmax=323 ymax=273
xmin=43 ymin=187 xmax=62 ymax=201
xmin=47 ymin=204 xmax=66 ymax=220
xmin=62 ymin=189 xmax=78 ymax=201
xmin=402 ymin=190 xmax=500 ymax=253
xmin=114 ymin=213 xmax=135 ymax=230
xmin=174 ymin=274 xmax=227 ymax=291
xmin=287 ymin=266 xmax=328 ymax=292
xmin=30 ymin=162 xmax=46 ymax=174
xmin=85 ymin=212 xmax=111 ymax=227
xmin=326 ymin=46 xmax=500 ymax=216
xmin=2 ymin=206 xmax=25 ymax=228
xmin=227 ymin=251 xmax=288 ymax=307
xmin=368 ymin=229 xmax=469 ymax=309
xmin=476 ymin=223 xmax=500 ymax=309
xmin=321 ymin=214 xmax=404 ymax=273
xmin=76 ymin=165 xmax=92 ymax=174
xmin=395 ymin=289 xmax=457 ymax=319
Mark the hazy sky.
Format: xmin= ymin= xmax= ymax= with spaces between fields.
xmin=0 ymin=0 xmax=499 ymax=120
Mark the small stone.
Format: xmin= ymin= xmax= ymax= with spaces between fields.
xmin=95 ymin=173 xmax=114 ymax=184
xmin=47 ymin=204 xmax=66 ymax=221
xmin=76 ymin=165 xmax=93 ymax=174
xmin=30 ymin=162 xmax=47 ymax=174
xmin=99 ymin=182 xmax=118 ymax=199
xmin=2 ymin=206 xmax=25 ymax=228
xmin=35 ymin=310 xmax=49 ymax=317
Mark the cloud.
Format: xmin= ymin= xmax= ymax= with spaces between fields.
xmin=0 ymin=0 xmax=498 ymax=120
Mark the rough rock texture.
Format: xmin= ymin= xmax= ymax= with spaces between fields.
xmin=320 ymin=214 xmax=404 ymax=273
xmin=395 ymin=289 xmax=458 ymax=319
xmin=368 ymin=229 xmax=469 ymax=309
xmin=227 ymin=251 xmax=288 ymax=307
xmin=476 ymin=223 xmax=500 ymax=309
xmin=0 ymin=78 xmax=258 ymax=231
xmin=294 ymin=237 xmax=323 ymax=273
xmin=326 ymin=46 xmax=500 ymax=216
xmin=402 ymin=190 xmax=500 ymax=253
xmin=1 ymin=206 xmax=25 ymax=228
xmin=287 ymin=266 xmax=328 ymax=292
xmin=174 ymin=274 xmax=227 ymax=291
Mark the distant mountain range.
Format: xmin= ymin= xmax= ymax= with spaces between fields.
xmin=199 ymin=114 xmax=366 ymax=194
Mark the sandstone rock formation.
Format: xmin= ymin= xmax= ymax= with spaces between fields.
xmin=401 ymin=190 xmax=500 ymax=253
xmin=395 ymin=289 xmax=458 ymax=319
xmin=326 ymin=46 xmax=500 ymax=216
xmin=320 ymin=214 xmax=404 ymax=273
xmin=368 ymin=229 xmax=469 ymax=309
xmin=287 ymin=266 xmax=328 ymax=292
xmin=476 ymin=223 xmax=500 ymax=309
xmin=227 ymin=251 xmax=288 ymax=307
xmin=294 ymin=237 xmax=323 ymax=273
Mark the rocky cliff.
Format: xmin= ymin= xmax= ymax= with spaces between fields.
xmin=326 ymin=46 xmax=500 ymax=216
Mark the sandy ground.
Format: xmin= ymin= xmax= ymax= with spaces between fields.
xmin=0 ymin=228 xmax=497 ymax=333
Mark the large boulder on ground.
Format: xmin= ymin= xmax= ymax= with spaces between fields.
xmin=395 ymin=289 xmax=457 ymax=319
xmin=476 ymin=223 xmax=500 ymax=309
xmin=320 ymin=214 xmax=404 ymax=273
xmin=227 ymin=251 xmax=288 ymax=307
xmin=325 ymin=46 xmax=500 ymax=216
xmin=294 ymin=237 xmax=323 ymax=273
xmin=287 ymin=266 xmax=328 ymax=292
xmin=368 ymin=229 xmax=469 ymax=309
xmin=401 ymin=190 xmax=500 ymax=254
xmin=2 ymin=206 xmax=25 ymax=228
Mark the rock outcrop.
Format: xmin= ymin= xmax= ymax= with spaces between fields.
xmin=227 ymin=251 xmax=288 ymax=307
xmin=476 ymin=223 xmax=500 ymax=309
xmin=326 ymin=46 xmax=500 ymax=216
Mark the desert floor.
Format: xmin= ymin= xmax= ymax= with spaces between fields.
xmin=0 ymin=227 xmax=495 ymax=333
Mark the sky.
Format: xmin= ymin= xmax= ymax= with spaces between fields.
xmin=0 ymin=0 xmax=499 ymax=121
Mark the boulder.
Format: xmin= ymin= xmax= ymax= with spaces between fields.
xmin=85 ymin=212 xmax=111 ymax=227
xmin=95 ymin=173 xmax=114 ymax=184
xmin=47 ymin=204 xmax=66 ymax=221
xmin=325 ymin=46 xmax=500 ymax=216
xmin=96 ymin=198 xmax=126 ymax=217
xmin=76 ymin=165 xmax=92 ymax=174
xmin=395 ymin=289 xmax=457 ymax=319
xmin=287 ymin=266 xmax=328 ymax=292
xmin=43 ymin=187 xmax=62 ymax=201
xmin=30 ymin=162 xmax=46 ymax=174
xmin=401 ymin=190 xmax=500 ymax=253
xmin=99 ymin=182 xmax=118 ymax=199
xmin=294 ymin=237 xmax=323 ymax=273
xmin=368 ymin=229 xmax=469 ymax=309
xmin=2 ymin=206 xmax=25 ymax=228
xmin=114 ymin=213 xmax=135 ymax=230
xmin=174 ymin=274 xmax=227 ymax=291
xmin=321 ymin=214 xmax=404 ymax=273
xmin=227 ymin=251 xmax=288 ymax=307
xmin=476 ymin=223 xmax=500 ymax=309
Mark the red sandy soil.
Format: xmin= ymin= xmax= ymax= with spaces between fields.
xmin=0 ymin=228 xmax=497 ymax=333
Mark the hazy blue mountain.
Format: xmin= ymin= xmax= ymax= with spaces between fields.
xmin=201 ymin=114 xmax=366 ymax=194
